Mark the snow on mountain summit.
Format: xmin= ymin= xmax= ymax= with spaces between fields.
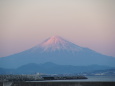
xmin=34 ymin=36 xmax=83 ymax=52
xmin=41 ymin=36 xmax=66 ymax=46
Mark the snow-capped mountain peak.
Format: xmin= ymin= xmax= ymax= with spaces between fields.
xmin=35 ymin=36 xmax=83 ymax=52
xmin=41 ymin=36 xmax=67 ymax=46
xmin=1 ymin=36 xmax=115 ymax=68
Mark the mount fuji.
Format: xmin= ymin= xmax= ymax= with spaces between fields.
xmin=0 ymin=36 xmax=115 ymax=68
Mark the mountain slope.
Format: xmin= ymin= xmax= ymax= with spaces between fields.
xmin=0 ymin=36 xmax=115 ymax=68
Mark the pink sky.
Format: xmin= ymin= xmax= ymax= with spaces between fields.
xmin=0 ymin=0 xmax=115 ymax=57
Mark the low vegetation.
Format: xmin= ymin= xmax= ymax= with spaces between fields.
xmin=0 ymin=74 xmax=43 ymax=81
xmin=0 ymin=74 xmax=87 ymax=81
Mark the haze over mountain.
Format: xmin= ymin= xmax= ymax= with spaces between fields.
xmin=0 ymin=36 xmax=115 ymax=68
xmin=0 ymin=62 xmax=113 ymax=74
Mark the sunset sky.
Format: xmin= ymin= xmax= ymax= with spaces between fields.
xmin=0 ymin=0 xmax=115 ymax=57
